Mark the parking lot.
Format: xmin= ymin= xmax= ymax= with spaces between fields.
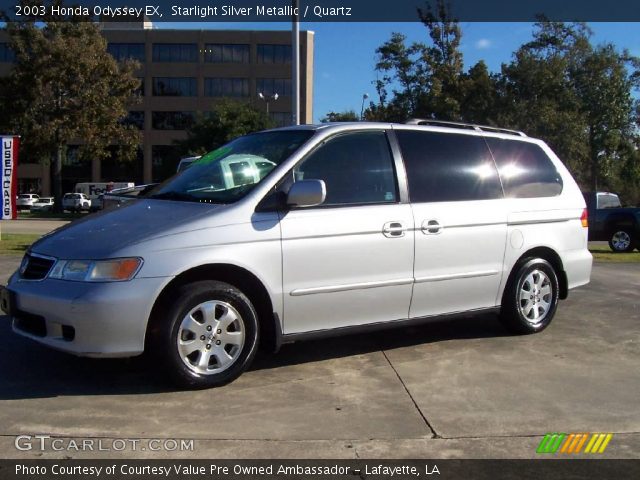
xmin=0 ymin=254 xmax=638 ymax=459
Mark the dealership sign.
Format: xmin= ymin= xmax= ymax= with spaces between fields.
xmin=1 ymin=135 xmax=19 ymax=220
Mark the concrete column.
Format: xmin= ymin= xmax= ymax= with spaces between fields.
xmin=41 ymin=163 xmax=51 ymax=196
xmin=143 ymin=142 xmax=152 ymax=183
xmin=91 ymin=156 xmax=101 ymax=182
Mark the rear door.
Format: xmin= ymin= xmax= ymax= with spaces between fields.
xmin=280 ymin=130 xmax=415 ymax=334
xmin=394 ymin=129 xmax=508 ymax=318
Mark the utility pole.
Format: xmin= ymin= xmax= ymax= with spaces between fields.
xmin=292 ymin=0 xmax=300 ymax=125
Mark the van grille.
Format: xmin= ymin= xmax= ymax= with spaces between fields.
xmin=20 ymin=254 xmax=55 ymax=280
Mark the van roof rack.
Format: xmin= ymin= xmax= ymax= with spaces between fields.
xmin=405 ymin=118 xmax=527 ymax=137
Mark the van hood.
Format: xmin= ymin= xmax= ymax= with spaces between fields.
xmin=30 ymin=200 xmax=225 ymax=259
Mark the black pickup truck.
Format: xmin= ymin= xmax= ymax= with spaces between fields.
xmin=583 ymin=192 xmax=640 ymax=252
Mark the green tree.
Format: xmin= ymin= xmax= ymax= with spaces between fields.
xmin=175 ymin=99 xmax=274 ymax=157
xmin=0 ymin=3 xmax=140 ymax=207
xmin=573 ymin=44 xmax=638 ymax=190
xmin=459 ymin=60 xmax=500 ymax=124
xmin=371 ymin=32 xmax=428 ymax=122
xmin=414 ymin=0 xmax=465 ymax=119
xmin=501 ymin=21 xmax=639 ymax=193
xmin=368 ymin=0 xmax=467 ymax=122
xmin=320 ymin=110 xmax=359 ymax=122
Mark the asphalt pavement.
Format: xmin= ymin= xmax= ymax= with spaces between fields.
xmin=0 ymin=253 xmax=638 ymax=459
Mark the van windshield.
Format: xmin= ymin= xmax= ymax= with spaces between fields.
xmin=149 ymin=130 xmax=314 ymax=204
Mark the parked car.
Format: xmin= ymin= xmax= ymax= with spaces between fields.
xmin=30 ymin=197 xmax=55 ymax=213
xmin=62 ymin=193 xmax=91 ymax=212
xmin=101 ymin=184 xmax=158 ymax=211
xmin=2 ymin=121 xmax=592 ymax=389
xmin=16 ymin=194 xmax=40 ymax=210
xmin=583 ymin=191 xmax=640 ymax=252
xmin=177 ymin=156 xmax=201 ymax=173
xmin=74 ymin=182 xmax=135 ymax=211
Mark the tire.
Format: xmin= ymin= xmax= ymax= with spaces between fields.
xmin=608 ymin=229 xmax=635 ymax=253
xmin=150 ymin=280 xmax=259 ymax=389
xmin=500 ymin=258 xmax=559 ymax=335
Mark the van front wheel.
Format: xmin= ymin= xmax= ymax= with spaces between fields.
xmin=153 ymin=280 xmax=259 ymax=389
xmin=500 ymin=258 xmax=559 ymax=334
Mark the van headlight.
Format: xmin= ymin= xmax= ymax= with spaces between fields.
xmin=49 ymin=258 xmax=143 ymax=282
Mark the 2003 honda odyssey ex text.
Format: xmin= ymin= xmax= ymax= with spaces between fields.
xmin=1 ymin=120 xmax=593 ymax=388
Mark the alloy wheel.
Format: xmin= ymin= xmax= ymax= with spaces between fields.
xmin=518 ymin=269 xmax=553 ymax=326
xmin=177 ymin=300 xmax=245 ymax=375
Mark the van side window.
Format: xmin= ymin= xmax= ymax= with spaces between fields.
xmin=294 ymin=131 xmax=398 ymax=206
xmin=396 ymin=130 xmax=502 ymax=203
xmin=485 ymin=138 xmax=563 ymax=198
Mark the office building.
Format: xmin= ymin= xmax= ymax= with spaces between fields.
xmin=0 ymin=23 xmax=314 ymax=194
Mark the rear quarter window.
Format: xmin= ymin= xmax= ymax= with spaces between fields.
xmin=485 ymin=137 xmax=563 ymax=198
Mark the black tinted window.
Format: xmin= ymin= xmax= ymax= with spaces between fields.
xmin=204 ymin=44 xmax=250 ymax=63
xmin=152 ymin=77 xmax=197 ymax=97
xmin=152 ymin=44 xmax=198 ymax=62
xmin=485 ymin=138 xmax=563 ymax=198
xmin=295 ymin=131 xmax=398 ymax=206
xmin=396 ymin=130 xmax=502 ymax=203
xmin=107 ymin=43 xmax=145 ymax=62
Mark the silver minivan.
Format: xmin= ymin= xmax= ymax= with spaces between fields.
xmin=1 ymin=121 xmax=593 ymax=388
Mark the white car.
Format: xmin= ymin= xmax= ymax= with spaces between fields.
xmin=30 ymin=197 xmax=55 ymax=212
xmin=3 ymin=121 xmax=593 ymax=389
xmin=62 ymin=193 xmax=91 ymax=212
xmin=16 ymin=194 xmax=40 ymax=210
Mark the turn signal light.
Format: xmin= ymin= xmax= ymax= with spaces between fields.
xmin=581 ymin=209 xmax=588 ymax=228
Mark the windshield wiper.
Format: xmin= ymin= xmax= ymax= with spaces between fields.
xmin=148 ymin=191 xmax=200 ymax=202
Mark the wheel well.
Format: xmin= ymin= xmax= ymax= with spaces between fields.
xmin=145 ymin=264 xmax=277 ymax=352
xmin=509 ymin=247 xmax=568 ymax=300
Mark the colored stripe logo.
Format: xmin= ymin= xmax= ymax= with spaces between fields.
xmin=537 ymin=433 xmax=612 ymax=454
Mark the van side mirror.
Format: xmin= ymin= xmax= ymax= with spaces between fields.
xmin=286 ymin=179 xmax=326 ymax=208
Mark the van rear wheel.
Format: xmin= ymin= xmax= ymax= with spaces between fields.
xmin=152 ymin=280 xmax=259 ymax=389
xmin=500 ymin=258 xmax=559 ymax=334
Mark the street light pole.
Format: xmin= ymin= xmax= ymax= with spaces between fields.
xmin=258 ymin=92 xmax=279 ymax=115
xmin=292 ymin=0 xmax=300 ymax=125
xmin=360 ymin=93 xmax=369 ymax=120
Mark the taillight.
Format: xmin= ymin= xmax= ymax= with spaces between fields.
xmin=581 ymin=209 xmax=588 ymax=228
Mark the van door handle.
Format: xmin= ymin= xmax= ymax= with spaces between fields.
xmin=382 ymin=221 xmax=405 ymax=238
xmin=422 ymin=220 xmax=442 ymax=234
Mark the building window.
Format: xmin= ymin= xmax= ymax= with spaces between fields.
xmin=152 ymin=145 xmax=183 ymax=182
xmin=121 ymin=111 xmax=145 ymax=130
xmin=134 ymin=77 xmax=145 ymax=96
xmin=257 ymin=78 xmax=292 ymax=96
xmin=270 ymin=112 xmax=291 ymax=128
xmin=107 ymin=43 xmax=145 ymax=62
xmin=204 ymin=44 xmax=249 ymax=63
xmin=204 ymin=78 xmax=249 ymax=97
xmin=257 ymin=44 xmax=291 ymax=64
xmin=152 ymin=77 xmax=197 ymax=96
xmin=152 ymin=111 xmax=195 ymax=130
xmin=102 ymin=146 xmax=144 ymax=185
xmin=152 ymin=43 xmax=198 ymax=63
xmin=0 ymin=43 xmax=15 ymax=62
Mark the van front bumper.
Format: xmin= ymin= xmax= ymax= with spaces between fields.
xmin=2 ymin=274 xmax=169 ymax=358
